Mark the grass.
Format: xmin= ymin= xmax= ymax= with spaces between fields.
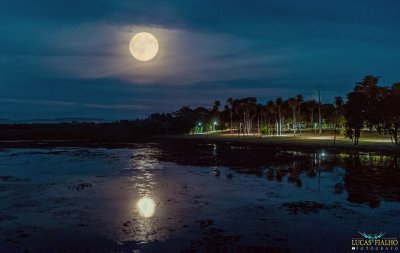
xmin=179 ymin=130 xmax=399 ymax=153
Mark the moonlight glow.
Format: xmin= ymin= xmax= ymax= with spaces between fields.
xmin=129 ymin=32 xmax=159 ymax=61
xmin=137 ymin=197 xmax=155 ymax=218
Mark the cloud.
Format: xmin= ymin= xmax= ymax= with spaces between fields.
xmin=83 ymin=103 xmax=147 ymax=110
xmin=26 ymin=25 xmax=290 ymax=86
xmin=0 ymin=98 xmax=77 ymax=107
xmin=0 ymin=0 xmax=400 ymax=120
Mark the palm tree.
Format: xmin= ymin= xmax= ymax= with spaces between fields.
xmin=333 ymin=96 xmax=344 ymax=147
xmin=256 ymin=104 xmax=263 ymax=134
xmin=287 ymin=95 xmax=303 ymax=137
xmin=288 ymin=98 xmax=298 ymax=136
xmin=275 ymin=98 xmax=283 ymax=135
xmin=305 ymin=100 xmax=318 ymax=132
xmin=259 ymin=104 xmax=268 ymax=135
xmin=266 ymin=101 xmax=277 ymax=136
xmin=238 ymin=102 xmax=249 ymax=134
xmin=234 ymin=101 xmax=243 ymax=135
xmin=296 ymin=95 xmax=303 ymax=134
xmin=235 ymin=97 xmax=257 ymax=135
xmin=226 ymin=97 xmax=234 ymax=134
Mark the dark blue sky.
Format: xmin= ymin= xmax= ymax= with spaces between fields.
xmin=1 ymin=0 xmax=399 ymax=120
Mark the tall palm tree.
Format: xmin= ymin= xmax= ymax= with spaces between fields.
xmin=288 ymin=98 xmax=298 ymax=136
xmin=238 ymin=102 xmax=249 ymax=134
xmin=296 ymin=95 xmax=303 ymax=134
xmin=305 ymin=100 xmax=318 ymax=132
xmin=256 ymin=104 xmax=263 ymax=134
xmin=259 ymin=104 xmax=268 ymax=134
xmin=275 ymin=98 xmax=283 ymax=135
xmin=235 ymin=98 xmax=257 ymax=135
xmin=296 ymin=94 xmax=304 ymax=135
xmin=266 ymin=101 xmax=277 ymax=136
xmin=333 ymin=96 xmax=344 ymax=147
xmin=234 ymin=101 xmax=243 ymax=135
xmin=226 ymin=97 xmax=234 ymax=134
xmin=287 ymin=95 xmax=303 ymax=137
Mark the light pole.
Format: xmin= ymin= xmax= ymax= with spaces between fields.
xmin=318 ymin=89 xmax=322 ymax=135
xmin=213 ymin=121 xmax=217 ymax=131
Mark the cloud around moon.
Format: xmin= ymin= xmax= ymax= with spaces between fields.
xmin=45 ymin=25 xmax=287 ymax=86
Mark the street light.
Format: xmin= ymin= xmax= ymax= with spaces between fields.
xmin=318 ymin=88 xmax=322 ymax=135
xmin=213 ymin=121 xmax=217 ymax=131
xmin=197 ymin=122 xmax=203 ymax=134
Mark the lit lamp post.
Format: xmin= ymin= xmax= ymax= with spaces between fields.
xmin=213 ymin=121 xmax=217 ymax=131
xmin=318 ymin=89 xmax=322 ymax=135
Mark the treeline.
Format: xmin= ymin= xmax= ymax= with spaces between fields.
xmin=171 ymin=96 xmax=340 ymax=135
xmin=345 ymin=75 xmax=400 ymax=144
xmin=149 ymin=75 xmax=398 ymax=145
xmin=0 ymin=75 xmax=399 ymax=145
xmin=0 ymin=117 xmax=195 ymax=141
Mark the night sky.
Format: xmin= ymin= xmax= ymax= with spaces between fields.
xmin=1 ymin=0 xmax=399 ymax=120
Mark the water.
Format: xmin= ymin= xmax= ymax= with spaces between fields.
xmin=0 ymin=143 xmax=399 ymax=252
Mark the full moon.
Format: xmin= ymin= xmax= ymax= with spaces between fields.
xmin=129 ymin=32 xmax=159 ymax=61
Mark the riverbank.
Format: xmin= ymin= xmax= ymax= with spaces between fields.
xmin=173 ymin=133 xmax=399 ymax=154
xmin=0 ymin=132 xmax=398 ymax=154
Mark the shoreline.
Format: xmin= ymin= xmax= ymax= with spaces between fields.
xmin=175 ymin=134 xmax=400 ymax=153
xmin=0 ymin=134 xmax=399 ymax=154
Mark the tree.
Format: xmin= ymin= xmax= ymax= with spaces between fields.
xmin=304 ymin=100 xmax=318 ymax=131
xmin=243 ymin=98 xmax=257 ymax=134
xmin=256 ymin=103 xmax=264 ymax=134
xmin=234 ymin=97 xmax=257 ymax=135
xmin=354 ymin=75 xmax=382 ymax=129
xmin=344 ymin=75 xmax=384 ymax=145
xmin=212 ymin=100 xmax=220 ymax=117
xmin=288 ymin=98 xmax=297 ymax=136
xmin=210 ymin=100 xmax=221 ymax=131
xmin=345 ymin=89 xmax=368 ymax=145
xmin=174 ymin=106 xmax=200 ymax=133
xmin=287 ymin=95 xmax=303 ymax=137
xmin=378 ymin=83 xmax=400 ymax=144
xmin=342 ymin=75 xmax=400 ymax=145
xmin=266 ymin=100 xmax=278 ymax=136
xmin=275 ymin=98 xmax=283 ymax=135
xmin=226 ymin=97 xmax=234 ymax=134
xmin=333 ymin=96 xmax=344 ymax=147
xmin=296 ymin=95 xmax=303 ymax=134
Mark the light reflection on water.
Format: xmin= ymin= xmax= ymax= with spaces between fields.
xmin=125 ymin=147 xmax=163 ymax=243
xmin=128 ymin=148 xmax=159 ymax=196
xmin=129 ymin=147 xmax=160 ymax=196
xmin=137 ymin=197 xmax=155 ymax=218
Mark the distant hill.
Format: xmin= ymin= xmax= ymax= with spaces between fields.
xmin=0 ymin=118 xmax=14 ymax=124
xmin=0 ymin=118 xmax=113 ymax=124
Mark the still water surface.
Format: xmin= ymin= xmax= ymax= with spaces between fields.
xmin=0 ymin=143 xmax=399 ymax=252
